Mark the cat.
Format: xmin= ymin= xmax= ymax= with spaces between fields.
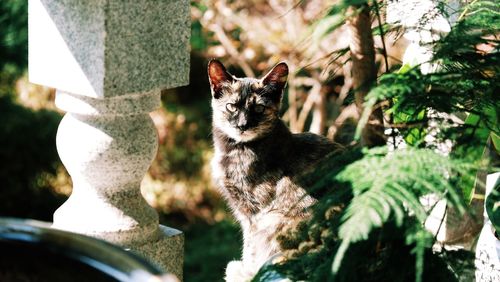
xmin=208 ymin=59 xmax=338 ymax=281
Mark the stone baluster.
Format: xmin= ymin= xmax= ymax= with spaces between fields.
xmin=28 ymin=0 xmax=190 ymax=279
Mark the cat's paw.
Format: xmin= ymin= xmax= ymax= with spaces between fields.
xmin=225 ymin=260 xmax=255 ymax=282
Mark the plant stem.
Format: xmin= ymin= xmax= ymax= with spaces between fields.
xmin=373 ymin=0 xmax=389 ymax=73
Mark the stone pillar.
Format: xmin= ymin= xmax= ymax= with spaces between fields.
xmin=28 ymin=0 xmax=190 ymax=279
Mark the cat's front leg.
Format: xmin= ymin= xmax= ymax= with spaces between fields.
xmin=224 ymin=220 xmax=272 ymax=282
xmin=240 ymin=214 xmax=284 ymax=278
xmin=225 ymin=260 xmax=256 ymax=282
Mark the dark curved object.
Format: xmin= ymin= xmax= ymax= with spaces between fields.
xmin=0 ymin=218 xmax=175 ymax=282
xmin=486 ymin=177 xmax=500 ymax=237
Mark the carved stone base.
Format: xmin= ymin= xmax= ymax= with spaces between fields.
xmin=52 ymin=91 xmax=183 ymax=279
xmin=130 ymin=226 xmax=184 ymax=280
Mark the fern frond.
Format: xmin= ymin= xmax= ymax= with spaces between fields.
xmin=406 ymin=227 xmax=434 ymax=282
xmin=331 ymin=147 xmax=471 ymax=275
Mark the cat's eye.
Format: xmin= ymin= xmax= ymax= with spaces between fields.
xmin=226 ymin=103 xmax=237 ymax=113
xmin=254 ymin=105 xmax=265 ymax=113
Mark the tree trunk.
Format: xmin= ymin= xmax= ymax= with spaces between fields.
xmin=347 ymin=5 xmax=385 ymax=147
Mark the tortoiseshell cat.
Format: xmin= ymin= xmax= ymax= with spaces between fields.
xmin=208 ymin=60 xmax=337 ymax=281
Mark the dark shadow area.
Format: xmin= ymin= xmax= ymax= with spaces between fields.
xmin=0 ymin=218 xmax=166 ymax=282
xmin=0 ymin=95 xmax=66 ymax=221
xmin=0 ymin=241 xmax=116 ymax=282
xmin=183 ymin=220 xmax=241 ymax=282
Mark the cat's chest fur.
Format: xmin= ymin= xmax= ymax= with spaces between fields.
xmin=212 ymin=130 xmax=283 ymax=218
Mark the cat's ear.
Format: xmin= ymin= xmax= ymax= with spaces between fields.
xmin=208 ymin=59 xmax=233 ymax=99
xmin=261 ymin=62 xmax=288 ymax=102
xmin=262 ymin=62 xmax=288 ymax=87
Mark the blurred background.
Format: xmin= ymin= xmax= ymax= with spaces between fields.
xmin=0 ymin=0 xmax=425 ymax=281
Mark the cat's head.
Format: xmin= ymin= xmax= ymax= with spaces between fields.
xmin=208 ymin=59 xmax=288 ymax=142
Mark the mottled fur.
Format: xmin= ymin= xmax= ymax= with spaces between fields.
xmin=208 ymin=60 xmax=337 ymax=281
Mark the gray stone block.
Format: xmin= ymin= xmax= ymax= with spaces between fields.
xmin=130 ymin=226 xmax=184 ymax=280
xmin=29 ymin=0 xmax=190 ymax=98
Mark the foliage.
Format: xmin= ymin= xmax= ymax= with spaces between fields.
xmin=359 ymin=6 xmax=499 ymax=144
xmin=0 ymin=0 xmax=28 ymax=86
xmin=358 ymin=0 xmax=499 ymax=198
xmin=255 ymin=147 xmax=481 ymax=282
xmin=256 ymin=1 xmax=499 ymax=282
xmin=331 ymin=148 xmax=470 ymax=270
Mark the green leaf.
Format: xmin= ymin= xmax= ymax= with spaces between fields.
xmin=492 ymin=132 xmax=500 ymax=154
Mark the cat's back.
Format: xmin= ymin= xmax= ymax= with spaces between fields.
xmin=285 ymin=131 xmax=339 ymax=174
xmin=292 ymin=131 xmax=335 ymax=153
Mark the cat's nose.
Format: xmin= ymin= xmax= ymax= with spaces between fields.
xmin=237 ymin=114 xmax=249 ymax=131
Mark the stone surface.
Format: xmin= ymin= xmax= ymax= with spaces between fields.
xmin=130 ymin=226 xmax=184 ymax=280
xmin=55 ymin=90 xmax=161 ymax=116
xmin=29 ymin=0 xmax=190 ymax=98
xmin=423 ymin=194 xmax=483 ymax=250
xmin=52 ymin=105 xmax=160 ymax=244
